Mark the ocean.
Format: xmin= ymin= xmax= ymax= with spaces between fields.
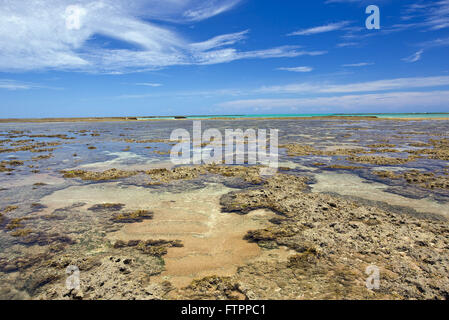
xmin=137 ymin=113 xmax=449 ymax=120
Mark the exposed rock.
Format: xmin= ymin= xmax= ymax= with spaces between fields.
xmin=174 ymin=275 xmax=246 ymax=300
xmin=111 ymin=210 xmax=153 ymax=223
xmin=348 ymin=155 xmax=416 ymax=165
xmin=219 ymin=173 xmax=449 ymax=299
xmin=36 ymin=254 xmax=167 ymax=300
xmin=61 ymin=168 xmax=139 ymax=181
xmin=88 ymin=203 xmax=125 ymax=212
xmin=375 ymin=170 xmax=449 ymax=190
xmin=112 ymin=239 xmax=183 ymax=256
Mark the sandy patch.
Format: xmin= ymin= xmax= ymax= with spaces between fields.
xmin=39 ymin=182 xmax=281 ymax=288
xmin=312 ymin=172 xmax=448 ymax=217
xmin=77 ymin=152 xmax=173 ymax=171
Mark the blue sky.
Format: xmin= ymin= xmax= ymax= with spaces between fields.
xmin=1 ymin=0 xmax=449 ymax=118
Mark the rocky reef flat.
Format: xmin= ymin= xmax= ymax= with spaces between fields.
xmin=0 ymin=119 xmax=448 ymax=300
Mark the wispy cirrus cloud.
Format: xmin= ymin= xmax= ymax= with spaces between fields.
xmin=330 ymin=0 xmax=449 ymax=33
xmin=336 ymin=42 xmax=359 ymax=48
xmin=118 ymin=75 xmax=449 ymax=100
xmin=191 ymin=46 xmax=326 ymax=65
xmin=402 ymin=0 xmax=449 ymax=31
xmin=183 ymin=0 xmax=241 ymax=21
xmin=288 ymin=21 xmax=351 ymax=36
xmin=257 ymin=76 xmax=449 ymax=94
xmin=418 ymin=37 xmax=449 ymax=49
xmin=0 ymin=79 xmax=45 ymax=90
xmin=334 ymin=1 xmax=449 ymax=50
xmin=190 ymin=30 xmax=249 ymax=51
xmin=342 ymin=62 xmax=374 ymax=67
xmin=0 ymin=0 xmax=318 ymax=73
xmin=135 ymin=83 xmax=163 ymax=87
xmin=277 ymin=66 xmax=313 ymax=72
xmin=218 ymin=90 xmax=449 ymax=112
xmin=117 ymin=88 xmax=244 ymax=99
xmin=402 ymin=49 xmax=424 ymax=63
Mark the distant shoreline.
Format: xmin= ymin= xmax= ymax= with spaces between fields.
xmin=0 ymin=114 xmax=448 ymax=123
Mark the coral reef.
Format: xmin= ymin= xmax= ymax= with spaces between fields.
xmin=111 ymin=210 xmax=154 ymax=223
xmin=148 ymin=164 xmax=263 ymax=185
xmin=32 ymin=154 xmax=53 ymax=161
xmin=5 ymin=218 xmax=30 ymax=230
xmin=175 ymin=275 xmax=245 ymax=300
xmin=1 ymin=121 xmax=448 ymax=300
xmin=347 ymin=155 xmax=416 ymax=165
xmin=113 ymin=239 xmax=183 ymax=256
xmin=280 ymin=143 xmax=368 ymax=157
xmin=219 ymin=173 xmax=449 ymax=299
xmin=61 ymin=168 xmax=138 ymax=181
xmin=88 ymin=203 xmax=125 ymax=212
xmin=407 ymin=138 xmax=449 ymax=161
xmin=22 ymin=252 xmax=169 ymax=300
xmin=10 ymin=228 xmax=33 ymax=237
xmin=375 ymin=170 xmax=449 ymax=190
xmin=0 ymin=141 xmax=60 ymax=154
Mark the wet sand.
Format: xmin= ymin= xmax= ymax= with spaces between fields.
xmin=38 ymin=181 xmax=285 ymax=288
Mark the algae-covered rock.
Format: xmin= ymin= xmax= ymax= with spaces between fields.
xmin=178 ymin=275 xmax=245 ymax=300
xmin=348 ymin=155 xmax=416 ymax=165
xmin=113 ymin=239 xmax=183 ymax=257
xmin=218 ymin=172 xmax=449 ymax=299
xmin=111 ymin=210 xmax=153 ymax=223
xmin=11 ymin=228 xmax=33 ymax=237
xmin=375 ymin=169 xmax=449 ymax=190
xmin=88 ymin=203 xmax=125 ymax=212
xmin=61 ymin=168 xmax=138 ymax=181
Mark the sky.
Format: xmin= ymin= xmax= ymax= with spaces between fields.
xmin=1 ymin=0 xmax=449 ymax=118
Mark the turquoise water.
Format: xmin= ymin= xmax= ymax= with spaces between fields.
xmin=137 ymin=113 xmax=449 ymax=120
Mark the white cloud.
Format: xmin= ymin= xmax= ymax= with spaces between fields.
xmin=258 ymin=76 xmax=449 ymax=94
xmin=277 ymin=66 xmax=313 ymax=72
xmin=0 ymin=0 xmax=315 ymax=73
xmin=182 ymin=0 xmax=241 ymax=21
xmin=218 ymin=90 xmax=449 ymax=111
xmin=336 ymin=42 xmax=359 ymax=48
xmin=117 ymin=0 xmax=241 ymax=23
xmin=117 ymin=88 xmax=244 ymax=99
xmin=0 ymin=79 xmax=53 ymax=90
xmin=288 ymin=21 xmax=351 ymax=36
xmin=334 ymin=1 xmax=449 ymax=43
xmin=135 ymin=83 xmax=163 ymax=87
xmin=403 ymin=1 xmax=449 ymax=31
xmin=236 ymin=48 xmax=325 ymax=60
xmin=192 ymin=47 xmax=326 ymax=65
xmin=119 ymin=75 xmax=449 ymax=99
xmin=190 ymin=30 xmax=249 ymax=51
xmin=342 ymin=62 xmax=374 ymax=67
xmin=418 ymin=37 xmax=449 ymax=49
xmin=402 ymin=50 xmax=424 ymax=63
xmin=329 ymin=1 xmax=449 ymax=33
xmin=0 ymin=79 xmax=34 ymax=90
